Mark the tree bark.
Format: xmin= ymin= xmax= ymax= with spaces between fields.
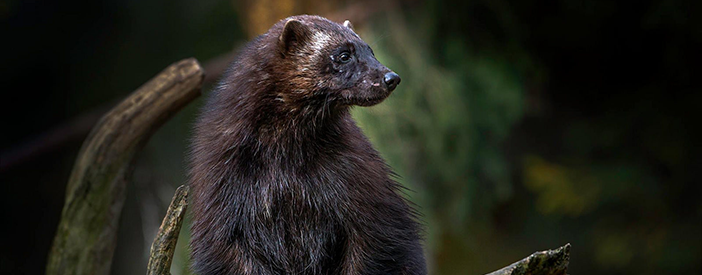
xmin=46 ymin=58 xmax=204 ymax=275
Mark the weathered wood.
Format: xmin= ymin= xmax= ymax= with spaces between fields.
xmin=485 ymin=243 xmax=570 ymax=275
xmin=147 ymin=185 xmax=190 ymax=275
xmin=46 ymin=58 xmax=204 ymax=275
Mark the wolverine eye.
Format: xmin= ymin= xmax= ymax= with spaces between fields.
xmin=338 ymin=51 xmax=352 ymax=63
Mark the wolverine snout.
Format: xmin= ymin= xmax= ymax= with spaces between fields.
xmin=383 ymin=72 xmax=401 ymax=91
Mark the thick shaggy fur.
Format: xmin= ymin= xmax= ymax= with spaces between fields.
xmin=188 ymin=15 xmax=426 ymax=275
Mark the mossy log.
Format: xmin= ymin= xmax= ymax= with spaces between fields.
xmin=46 ymin=58 xmax=204 ymax=275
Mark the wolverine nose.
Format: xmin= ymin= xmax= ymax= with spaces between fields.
xmin=383 ymin=72 xmax=401 ymax=91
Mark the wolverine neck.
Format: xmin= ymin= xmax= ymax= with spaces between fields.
xmin=242 ymin=96 xmax=353 ymax=157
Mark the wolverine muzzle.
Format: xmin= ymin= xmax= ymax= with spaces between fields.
xmin=383 ymin=72 xmax=401 ymax=91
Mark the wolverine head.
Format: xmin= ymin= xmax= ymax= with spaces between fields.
xmin=271 ymin=15 xmax=401 ymax=108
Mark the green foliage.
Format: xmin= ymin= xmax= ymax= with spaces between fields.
xmin=350 ymin=1 xmax=700 ymax=274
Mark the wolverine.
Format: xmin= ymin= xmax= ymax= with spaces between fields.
xmin=188 ymin=15 xmax=426 ymax=275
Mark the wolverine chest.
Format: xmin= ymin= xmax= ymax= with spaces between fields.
xmin=227 ymin=169 xmax=350 ymax=271
xmin=245 ymin=165 xmax=351 ymax=221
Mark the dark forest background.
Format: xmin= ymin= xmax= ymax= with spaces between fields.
xmin=1 ymin=0 xmax=700 ymax=274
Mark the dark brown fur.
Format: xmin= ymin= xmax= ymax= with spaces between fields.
xmin=188 ymin=15 xmax=426 ymax=275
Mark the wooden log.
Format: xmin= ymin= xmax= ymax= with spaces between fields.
xmin=46 ymin=58 xmax=204 ymax=275
xmin=485 ymin=243 xmax=570 ymax=275
xmin=147 ymin=185 xmax=190 ymax=275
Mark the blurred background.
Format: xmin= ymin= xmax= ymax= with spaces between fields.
xmin=1 ymin=0 xmax=700 ymax=274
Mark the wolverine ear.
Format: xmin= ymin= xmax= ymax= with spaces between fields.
xmin=279 ymin=19 xmax=311 ymax=56
xmin=343 ymin=20 xmax=354 ymax=31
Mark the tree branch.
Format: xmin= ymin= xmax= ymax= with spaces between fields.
xmin=46 ymin=58 xmax=204 ymax=275
xmin=147 ymin=185 xmax=190 ymax=275
xmin=485 ymin=243 xmax=571 ymax=275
